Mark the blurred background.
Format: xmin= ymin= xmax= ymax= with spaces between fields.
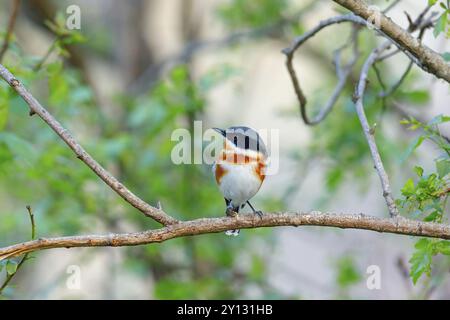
xmin=0 ymin=0 xmax=449 ymax=299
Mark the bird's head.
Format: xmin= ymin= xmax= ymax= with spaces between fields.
xmin=213 ymin=126 xmax=267 ymax=157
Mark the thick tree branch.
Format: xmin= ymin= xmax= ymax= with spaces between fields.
xmin=0 ymin=63 xmax=178 ymax=226
xmin=0 ymin=0 xmax=21 ymax=63
xmin=1 ymin=212 xmax=449 ymax=261
xmin=332 ymin=0 xmax=450 ymax=82
xmin=0 ymin=0 xmax=448 ymax=270
xmin=377 ymin=9 xmax=434 ymax=98
xmin=284 ymin=4 xmax=437 ymax=218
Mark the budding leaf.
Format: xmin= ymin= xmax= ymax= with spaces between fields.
xmin=401 ymin=178 xmax=415 ymax=196
xmin=414 ymin=166 xmax=424 ymax=177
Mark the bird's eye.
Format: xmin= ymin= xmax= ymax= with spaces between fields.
xmin=233 ymin=136 xmax=238 ymax=146
xmin=245 ymin=136 xmax=249 ymax=149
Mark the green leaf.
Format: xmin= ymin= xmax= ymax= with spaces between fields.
xmin=414 ymin=166 xmax=424 ymax=177
xmin=399 ymin=90 xmax=430 ymax=105
xmin=435 ymin=241 xmax=450 ymax=255
xmin=6 ymin=260 xmax=18 ymax=275
xmin=399 ymin=118 xmax=411 ymax=125
xmin=401 ymin=178 xmax=415 ymax=196
xmin=436 ymin=159 xmax=450 ymax=178
xmin=423 ymin=210 xmax=440 ymax=222
xmin=428 ymin=0 xmax=437 ymax=5
xmin=433 ymin=12 xmax=447 ymax=37
xmin=409 ymin=238 xmax=432 ymax=284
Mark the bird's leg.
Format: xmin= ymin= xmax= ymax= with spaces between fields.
xmin=224 ymin=199 xmax=240 ymax=236
xmin=247 ymin=201 xmax=263 ymax=219
xmin=225 ymin=198 xmax=239 ymax=218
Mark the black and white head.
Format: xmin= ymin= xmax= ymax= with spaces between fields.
xmin=213 ymin=126 xmax=267 ymax=157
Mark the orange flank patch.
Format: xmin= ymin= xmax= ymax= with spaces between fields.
xmin=254 ymin=161 xmax=266 ymax=182
xmin=218 ymin=140 xmax=267 ymax=183
xmin=215 ymin=164 xmax=228 ymax=184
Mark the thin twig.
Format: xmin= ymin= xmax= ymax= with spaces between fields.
xmin=350 ymin=5 xmax=437 ymax=217
xmin=0 ymin=63 xmax=178 ymax=226
xmin=1 ymin=212 xmax=450 ymax=261
xmin=0 ymin=0 xmax=21 ymax=63
xmin=392 ymin=102 xmax=450 ymax=145
xmin=379 ymin=60 xmax=413 ymax=98
xmin=353 ymin=40 xmax=399 ymax=217
xmin=0 ymin=205 xmax=35 ymax=295
xmin=282 ymin=14 xmax=366 ymax=125
xmin=377 ymin=49 xmax=401 ymax=62
xmin=376 ymin=7 xmax=435 ymax=98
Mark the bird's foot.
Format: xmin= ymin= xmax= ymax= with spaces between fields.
xmin=254 ymin=210 xmax=263 ymax=219
xmin=226 ymin=207 xmax=239 ymax=218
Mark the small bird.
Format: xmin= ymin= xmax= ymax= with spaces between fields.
xmin=212 ymin=126 xmax=268 ymax=236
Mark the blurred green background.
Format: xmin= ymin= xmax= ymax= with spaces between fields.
xmin=0 ymin=0 xmax=449 ymax=299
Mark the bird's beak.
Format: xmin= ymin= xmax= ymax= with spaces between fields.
xmin=212 ymin=128 xmax=226 ymax=136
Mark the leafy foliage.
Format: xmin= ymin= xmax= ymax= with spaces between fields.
xmin=0 ymin=0 xmax=448 ymax=299
xmin=0 ymin=24 xmax=276 ymax=297
xmin=409 ymin=238 xmax=450 ymax=284
xmin=397 ymin=116 xmax=450 ymax=284
xmin=429 ymin=0 xmax=450 ymax=38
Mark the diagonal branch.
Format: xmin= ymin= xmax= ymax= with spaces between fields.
xmin=350 ymin=6 xmax=437 ymax=218
xmin=332 ymin=0 xmax=450 ymax=83
xmin=1 ymin=212 xmax=449 ymax=261
xmin=353 ymin=40 xmax=399 ymax=217
xmin=0 ymin=63 xmax=178 ymax=226
xmin=0 ymin=0 xmax=21 ymax=63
